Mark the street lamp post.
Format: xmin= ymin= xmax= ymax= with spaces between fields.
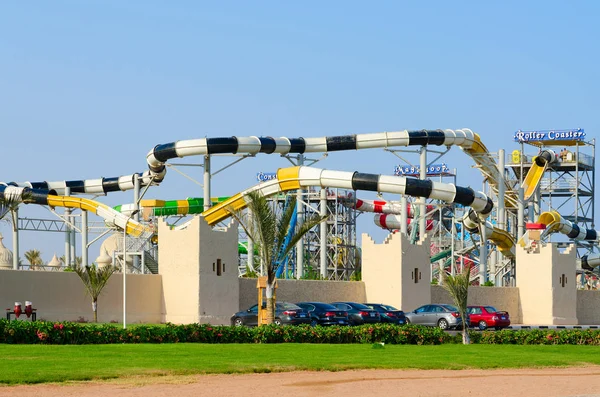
xmin=123 ymin=173 xmax=153 ymax=329
xmin=123 ymin=210 xmax=138 ymax=330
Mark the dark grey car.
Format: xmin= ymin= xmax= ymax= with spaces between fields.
xmin=404 ymin=304 xmax=463 ymax=330
xmin=230 ymin=302 xmax=311 ymax=327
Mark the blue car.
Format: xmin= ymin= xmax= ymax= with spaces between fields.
xmin=296 ymin=302 xmax=350 ymax=326
xmin=364 ymin=303 xmax=407 ymax=325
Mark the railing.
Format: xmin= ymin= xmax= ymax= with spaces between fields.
xmin=540 ymin=178 xmax=578 ymax=192
xmin=507 ymin=151 xmax=594 ymax=167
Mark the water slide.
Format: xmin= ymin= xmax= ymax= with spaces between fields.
xmin=2 ymin=129 xmax=508 ymax=206
xmin=115 ymin=197 xmax=230 ymax=218
xmin=0 ymin=186 xmax=149 ymax=237
xmin=274 ymin=197 xmax=299 ymax=278
xmin=344 ymin=198 xmax=453 ymax=231
xmin=0 ymin=171 xmax=162 ymax=195
xmin=374 ymin=214 xmax=436 ymax=231
xmin=534 ymin=210 xmax=599 ymax=270
xmin=346 ymin=199 xmax=436 ymax=215
xmin=521 ymin=150 xmax=557 ymax=201
xmin=430 ymin=249 xmax=452 ymax=263
xmin=145 ymin=129 xmax=513 ymax=205
xmin=202 ymin=166 xmax=494 ymax=228
xmin=114 ymin=197 xmax=260 ymax=255
xmin=462 ymin=209 xmax=516 ymax=259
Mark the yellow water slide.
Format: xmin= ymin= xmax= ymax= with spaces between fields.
xmin=462 ymin=209 xmax=515 ymax=259
xmin=536 ymin=210 xmax=597 ymax=241
xmin=521 ymin=150 xmax=557 ymax=201
xmin=461 ymin=134 xmax=518 ymax=208
xmin=488 ymin=227 xmax=516 ymax=259
xmin=46 ymin=195 xmax=148 ymax=237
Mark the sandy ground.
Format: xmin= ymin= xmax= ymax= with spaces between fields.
xmin=2 ymin=367 xmax=600 ymax=397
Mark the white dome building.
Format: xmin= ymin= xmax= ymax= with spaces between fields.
xmin=95 ymin=247 xmax=112 ymax=269
xmin=0 ymin=233 xmax=13 ymax=270
xmin=47 ymin=254 xmax=62 ymax=271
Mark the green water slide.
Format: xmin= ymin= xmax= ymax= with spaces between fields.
xmin=430 ymin=249 xmax=452 ymax=263
xmin=114 ymin=196 xmax=256 ymax=255
xmin=114 ymin=197 xmax=230 ymax=217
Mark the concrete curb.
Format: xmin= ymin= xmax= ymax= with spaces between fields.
xmin=506 ymin=325 xmax=600 ymax=330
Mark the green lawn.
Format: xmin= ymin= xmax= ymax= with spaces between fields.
xmin=1 ymin=344 xmax=600 ymax=385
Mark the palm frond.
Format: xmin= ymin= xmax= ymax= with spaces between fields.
xmin=0 ymin=193 xmax=24 ymax=222
xmin=73 ymin=264 xmax=117 ymax=300
xmin=442 ymin=265 xmax=471 ymax=312
xmin=280 ymin=213 xmax=328 ymax=260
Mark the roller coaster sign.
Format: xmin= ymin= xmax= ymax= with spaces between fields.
xmin=257 ymin=172 xmax=277 ymax=182
xmin=394 ymin=163 xmax=450 ymax=176
xmin=513 ymin=129 xmax=585 ymax=143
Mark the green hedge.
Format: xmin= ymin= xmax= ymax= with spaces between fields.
xmin=0 ymin=321 xmax=449 ymax=345
xmin=2 ymin=320 xmax=600 ymax=345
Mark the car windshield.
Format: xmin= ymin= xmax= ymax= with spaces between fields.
xmin=277 ymin=302 xmax=301 ymax=310
xmin=351 ymin=303 xmax=372 ymax=310
xmin=316 ymin=303 xmax=338 ymax=310
xmin=441 ymin=304 xmax=458 ymax=312
xmin=484 ymin=306 xmax=499 ymax=313
xmin=380 ymin=304 xmax=398 ymax=311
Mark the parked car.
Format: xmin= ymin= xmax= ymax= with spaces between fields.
xmin=467 ymin=305 xmax=510 ymax=330
xmin=295 ymin=302 xmax=350 ymax=326
xmin=230 ymin=302 xmax=311 ymax=327
xmin=404 ymin=304 xmax=463 ymax=330
xmin=330 ymin=302 xmax=381 ymax=325
xmin=364 ymin=303 xmax=406 ymax=325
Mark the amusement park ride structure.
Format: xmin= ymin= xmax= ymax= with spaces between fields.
xmin=0 ymin=128 xmax=597 ymax=286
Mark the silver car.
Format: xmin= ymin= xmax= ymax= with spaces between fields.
xmin=405 ymin=304 xmax=463 ymax=330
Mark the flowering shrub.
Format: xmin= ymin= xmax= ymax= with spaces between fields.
xmin=478 ymin=328 xmax=600 ymax=345
xmin=0 ymin=321 xmax=451 ymax=345
xmin=1 ymin=320 xmax=599 ymax=345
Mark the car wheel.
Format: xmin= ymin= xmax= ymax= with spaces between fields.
xmin=274 ymin=318 xmax=282 ymax=326
xmin=233 ymin=318 xmax=244 ymax=327
xmin=438 ymin=318 xmax=449 ymax=330
xmin=478 ymin=320 xmax=488 ymax=331
xmin=310 ymin=319 xmax=318 ymax=327
xmin=405 ymin=318 xmax=410 ymax=324
xmin=494 ymin=327 xmax=503 ymax=331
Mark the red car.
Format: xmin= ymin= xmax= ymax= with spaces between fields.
xmin=467 ymin=305 xmax=510 ymax=330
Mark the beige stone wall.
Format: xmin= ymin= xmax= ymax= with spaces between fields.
xmin=576 ymin=290 xmax=600 ymax=325
xmin=517 ymin=241 xmax=577 ymax=325
xmin=362 ymin=232 xmax=431 ymax=312
xmin=431 ymin=285 xmax=522 ymax=323
xmin=159 ymin=216 xmax=240 ymax=325
xmin=198 ymin=218 xmax=239 ymax=325
xmin=239 ymin=278 xmax=366 ymax=310
xmin=0 ymin=269 xmax=162 ymax=323
xmin=158 ymin=217 xmax=201 ymax=324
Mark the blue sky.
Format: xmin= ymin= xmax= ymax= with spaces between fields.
xmin=1 ymin=1 xmax=598 ymax=263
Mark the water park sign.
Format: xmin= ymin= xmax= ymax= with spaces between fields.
xmin=513 ymin=129 xmax=585 ymax=143
xmin=394 ymin=163 xmax=450 ymax=176
xmin=257 ymin=172 xmax=277 ymax=182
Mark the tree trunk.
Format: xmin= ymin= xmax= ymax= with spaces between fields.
xmin=265 ymin=282 xmax=275 ymax=325
xmin=92 ymin=300 xmax=98 ymax=323
xmin=462 ymin=318 xmax=470 ymax=344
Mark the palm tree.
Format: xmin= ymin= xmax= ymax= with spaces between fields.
xmin=73 ymin=264 xmax=117 ymax=322
xmin=24 ymin=249 xmax=43 ymax=271
xmin=0 ymin=191 xmax=23 ymax=225
xmin=442 ymin=263 xmax=471 ymax=344
xmin=59 ymin=255 xmax=82 ymax=268
xmin=227 ymin=191 xmax=326 ymax=325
